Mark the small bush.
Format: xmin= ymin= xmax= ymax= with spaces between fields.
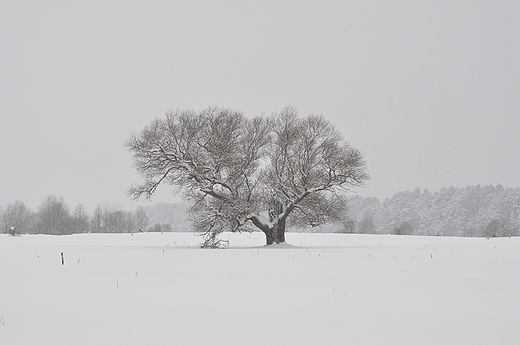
xmin=6 ymin=226 xmax=20 ymax=236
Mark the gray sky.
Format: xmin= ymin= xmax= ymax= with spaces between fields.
xmin=1 ymin=1 xmax=519 ymax=213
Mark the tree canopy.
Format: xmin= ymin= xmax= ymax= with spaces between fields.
xmin=127 ymin=106 xmax=369 ymax=246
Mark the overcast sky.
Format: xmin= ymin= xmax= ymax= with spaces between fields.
xmin=1 ymin=1 xmax=519 ymax=212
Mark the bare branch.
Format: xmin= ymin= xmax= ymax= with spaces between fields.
xmin=127 ymin=106 xmax=369 ymax=246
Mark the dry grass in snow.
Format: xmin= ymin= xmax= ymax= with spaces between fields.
xmin=1 ymin=232 xmax=519 ymax=345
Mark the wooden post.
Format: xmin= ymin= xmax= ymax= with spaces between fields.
xmin=61 ymin=252 xmax=64 ymax=265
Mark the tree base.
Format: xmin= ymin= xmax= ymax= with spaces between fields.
xmin=264 ymin=241 xmax=294 ymax=248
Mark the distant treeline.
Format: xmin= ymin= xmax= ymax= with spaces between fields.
xmin=0 ymin=196 xmax=190 ymax=235
xmin=339 ymin=184 xmax=520 ymax=237
xmin=2 ymin=185 xmax=519 ymax=237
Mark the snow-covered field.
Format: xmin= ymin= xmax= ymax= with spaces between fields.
xmin=1 ymin=232 xmax=519 ymax=345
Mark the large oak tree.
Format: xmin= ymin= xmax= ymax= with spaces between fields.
xmin=127 ymin=107 xmax=369 ymax=246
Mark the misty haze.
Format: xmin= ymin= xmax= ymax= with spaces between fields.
xmin=1 ymin=1 xmax=519 ymax=344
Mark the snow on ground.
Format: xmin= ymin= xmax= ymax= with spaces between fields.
xmin=1 ymin=232 xmax=519 ymax=345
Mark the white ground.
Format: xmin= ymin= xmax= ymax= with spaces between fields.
xmin=1 ymin=232 xmax=519 ymax=345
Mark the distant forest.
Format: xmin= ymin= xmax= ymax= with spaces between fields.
xmin=0 ymin=197 xmax=190 ymax=235
xmin=1 ymin=185 xmax=519 ymax=237
xmin=339 ymin=184 xmax=520 ymax=237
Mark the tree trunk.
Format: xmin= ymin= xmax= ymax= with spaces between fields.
xmin=276 ymin=218 xmax=286 ymax=243
xmin=264 ymin=219 xmax=286 ymax=245
xmin=265 ymin=229 xmax=274 ymax=246
xmin=249 ymin=215 xmax=286 ymax=246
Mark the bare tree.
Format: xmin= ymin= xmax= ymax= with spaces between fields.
xmin=0 ymin=206 xmax=4 ymax=231
xmin=482 ymin=219 xmax=511 ymax=238
xmin=71 ymin=204 xmax=90 ymax=233
xmin=37 ymin=195 xmax=71 ymax=235
xmin=90 ymin=204 xmax=105 ymax=233
xmin=3 ymin=200 xmax=34 ymax=234
xmin=106 ymin=210 xmax=127 ymax=233
xmin=127 ymin=106 xmax=369 ymax=246
xmin=134 ymin=206 xmax=150 ymax=232
xmin=392 ymin=220 xmax=414 ymax=235
xmin=126 ymin=211 xmax=136 ymax=233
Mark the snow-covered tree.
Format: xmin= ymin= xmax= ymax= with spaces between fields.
xmin=127 ymin=106 xmax=369 ymax=246
xmin=345 ymin=195 xmax=380 ymax=234
xmin=3 ymin=200 xmax=34 ymax=234
xmin=347 ymin=185 xmax=520 ymax=237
